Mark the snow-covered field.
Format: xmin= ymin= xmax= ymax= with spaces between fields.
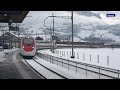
xmin=55 ymin=48 xmax=120 ymax=70
xmin=38 ymin=48 xmax=120 ymax=70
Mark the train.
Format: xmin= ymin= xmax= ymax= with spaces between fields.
xmin=20 ymin=36 xmax=36 ymax=58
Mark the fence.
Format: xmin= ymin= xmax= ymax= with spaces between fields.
xmin=36 ymin=52 xmax=120 ymax=79
xmin=54 ymin=50 xmax=110 ymax=66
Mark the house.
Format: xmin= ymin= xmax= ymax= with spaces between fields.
xmin=0 ymin=32 xmax=21 ymax=48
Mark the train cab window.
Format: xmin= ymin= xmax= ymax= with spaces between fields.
xmin=23 ymin=38 xmax=34 ymax=45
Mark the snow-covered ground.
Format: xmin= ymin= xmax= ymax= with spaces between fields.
xmin=0 ymin=52 xmax=5 ymax=63
xmin=38 ymin=48 xmax=120 ymax=70
xmin=0 ymin=48 xmax=19 ymax=63
xmin=25 ymin=59 xmax=65 ymax=79
xmin=3 ymin=48 xmax=19 ymax=53
xmin=34 ymin=56 xmax=106 ymax=79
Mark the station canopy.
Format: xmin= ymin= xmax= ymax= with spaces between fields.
xmin=0 ymin=11 xmax=29 ymax=23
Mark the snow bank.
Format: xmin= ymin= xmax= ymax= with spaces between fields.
xmin=0 ymin=48 xmax=19 ymax=63
xmin=3 ymin=48 xmax=19 ymax=54
xmin=0 ymin=52 xmax=5 ymax=63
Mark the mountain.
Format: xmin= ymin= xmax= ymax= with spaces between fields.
xmin=20 ymin=11 xmax=120 ymax=42
xmin=2 ymin=11 xmax=120 ymax=43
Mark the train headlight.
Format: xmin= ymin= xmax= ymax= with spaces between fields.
xmin=23 ymin=46 xmax=24 ymax=48
xmin=32 ymin=47 xmax=35 ymax=49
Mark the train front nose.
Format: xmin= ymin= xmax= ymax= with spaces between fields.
xmin=21 ymin=37 xmax=36 ymax=57
xmin=23 ymin=45 xmax=34 ymax=52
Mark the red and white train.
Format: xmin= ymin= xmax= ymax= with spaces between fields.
xmin=20 ymin=36 xmax=36 ymax=57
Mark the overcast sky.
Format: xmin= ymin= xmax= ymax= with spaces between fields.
xmin=92 ymin=11 xmax=120 ymax=25
xmin=22 ymin=11 xmax=120 ymax=26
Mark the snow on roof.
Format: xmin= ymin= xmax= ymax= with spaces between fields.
xmin=2 ymin=31 xmax=24 ymax=38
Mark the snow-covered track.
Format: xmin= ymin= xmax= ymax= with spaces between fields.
xmin=24 ymin=58 xmax=46 ymax=79
xmin=24 ymin=58 xmax=68 ymax=79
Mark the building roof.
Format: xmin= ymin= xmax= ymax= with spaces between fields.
xmin=0 ymin=11 xmax=29 ymax=23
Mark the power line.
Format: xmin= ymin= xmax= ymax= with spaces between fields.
xmin=44 ymin=13 xmax=72 ymax=53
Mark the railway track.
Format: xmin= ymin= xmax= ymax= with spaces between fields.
xmin=23 ymin=58 xmax=68 ymax=79
xmin=21 ymin=51 xmax=119 ymax=79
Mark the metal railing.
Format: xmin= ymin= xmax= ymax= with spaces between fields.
xmin=36 ymin=52 xmax=120 ymax=79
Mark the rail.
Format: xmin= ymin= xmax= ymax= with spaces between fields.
xmin=24 ymin=58 xmax=67 ymax=79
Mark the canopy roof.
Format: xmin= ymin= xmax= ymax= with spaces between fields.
xmin=0 ymin=11 xmax=29 ymax=23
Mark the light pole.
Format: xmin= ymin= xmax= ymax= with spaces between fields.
xmin=1 ymin=30 xmax=5 ymax=51
xmin=15 ymin=24 xmax=17 ymax=48
xmin=17 ymin=23 xmax=20 ymax=48
xmin=8 ymin=19 xmax=12 ymax=50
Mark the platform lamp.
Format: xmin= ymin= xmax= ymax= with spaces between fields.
xmin=8 ymin=19 xmax=12 ymax=50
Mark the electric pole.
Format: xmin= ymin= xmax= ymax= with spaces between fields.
xmin=52 ymin=13 xmax=55 ymax=53
xmin=44 ymin=13 xmax=71 ymax=53
xmin=71 ymin=11 xmax=74 ymax=58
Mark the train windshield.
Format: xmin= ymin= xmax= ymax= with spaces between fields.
xmin=23 ymin=38 xmax=34 ymax=45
